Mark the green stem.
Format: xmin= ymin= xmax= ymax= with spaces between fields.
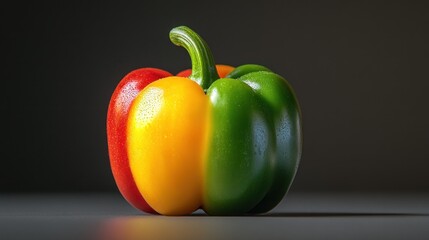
xmin=170 ymin=26 xmax=219 ymax=90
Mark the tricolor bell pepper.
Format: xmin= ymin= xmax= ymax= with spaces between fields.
xmin=107 ymin=26 xmax=302 ymax=215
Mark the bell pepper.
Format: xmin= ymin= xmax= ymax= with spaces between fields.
xmin=107 ymin=26 xmax=302 ymax=216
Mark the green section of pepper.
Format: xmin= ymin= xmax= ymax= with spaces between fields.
xmin=204 ymin=79 xmax=276 ymax=215
xmin=203 ymin=70 xmax=302 ymax=215
xmin=239 ymin=71 xmax=302 ymax=213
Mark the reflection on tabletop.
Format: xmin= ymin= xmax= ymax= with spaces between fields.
xmin=95 ymin=214 xmax=240 ymax=240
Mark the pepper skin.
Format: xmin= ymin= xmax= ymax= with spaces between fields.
xmin=107 ymin=26 xmax=302 ymax=215
xmin=107 ymin=68 xmax=171 ymax=214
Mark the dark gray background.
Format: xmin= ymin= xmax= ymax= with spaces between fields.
xmin=3 ymin=1 xmax=429 ymax=193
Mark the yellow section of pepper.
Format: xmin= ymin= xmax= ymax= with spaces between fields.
xmin=127 ymin=77 xmax=210 ymax=215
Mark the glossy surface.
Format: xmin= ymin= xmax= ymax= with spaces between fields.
xmin=107 ymin=68 xmax=172 ymax=213
xmin=204 ymin=79 xmax=275 ymax=215
xmin=240 ymin=71 xmax=302 ymax=213
xmin=203 ymin=71 xmax=302 ymax=214
xmin=127 ymin=77 xmax=209 ymax=215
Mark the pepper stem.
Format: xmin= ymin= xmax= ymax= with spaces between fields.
xmin=170 ymin=26 xmax=219 ymax=90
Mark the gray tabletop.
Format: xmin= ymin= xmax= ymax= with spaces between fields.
xmin=1 ymin=192 xmax=428 ymax=240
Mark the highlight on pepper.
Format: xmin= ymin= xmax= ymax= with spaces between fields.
xmin=106 ymin=26 xmax=302 ymax=216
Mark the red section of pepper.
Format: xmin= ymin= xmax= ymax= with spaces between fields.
xmin=107 ymin=68 xmax=172 ymax=213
